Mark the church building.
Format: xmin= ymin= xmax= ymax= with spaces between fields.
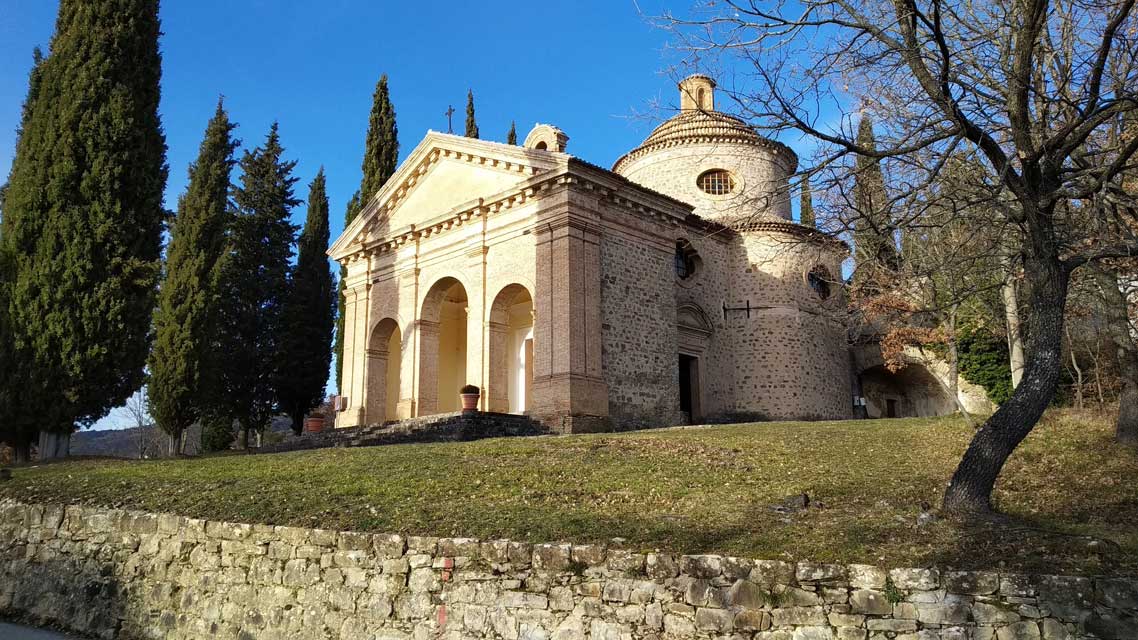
xmin=329 ymin=75 xmax=856 ymax=432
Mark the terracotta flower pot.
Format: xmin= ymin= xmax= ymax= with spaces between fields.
xmin=304 ymin=416 xmax=326 ymax=433
xmin=460 ymin=393 xmax=480 ymax=412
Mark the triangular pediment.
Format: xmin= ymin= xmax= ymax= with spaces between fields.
xmin=329 ymin=132 xmax=566 ymax=260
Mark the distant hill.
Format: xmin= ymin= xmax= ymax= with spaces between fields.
xmin=70 ymin=417 xmax=295 ymax=458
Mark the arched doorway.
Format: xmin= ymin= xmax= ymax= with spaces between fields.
xmin=488 ymin=284 xmax=534 ymax=413
xmin=419 ymin=277 xmax=468 ymax=415
xmin=677 ymin=303 xmax=713 ymax=424
xmin=366 ymin=319 xmax=401 ymax=424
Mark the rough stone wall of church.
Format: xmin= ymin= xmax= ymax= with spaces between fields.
xmin=673 ymin=230 xmax=737 ymax=420
xmin=721 ymin=232 xmax=851 ymax=421
xmin=615 ymin=143 xmax=795 ymax=223
xmin=3 ymin=501 xmax=1133 ymax=640
xmin=599 ymin=219 xmax=683 ymax=430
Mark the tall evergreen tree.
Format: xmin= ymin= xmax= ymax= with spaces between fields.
xmin=0 ymin=49 xmax=46 ymax=462
xmin=214 ymin=124 xmax=299 ymax=448
xmin=2 ymin=0 xmax=167 ymax=458
xmin=507 ymin=121 xmax=517 ymax=145
xmin=852 ymin=116 xmax=899 ymax=286
xmin=799 ymin=178 xmax=815 ymax=228
xmin=148 ymin=100 xmax=238 ymax=456
xmin=465 ymin=89 xmax=479 ymax=139
xmin=336 ymin=74 xmax=399 ymax=392
xmin=276 ymin=169 xmax=336 ymax=434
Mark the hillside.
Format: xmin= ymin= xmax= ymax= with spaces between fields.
xmin=3 ymin=410 xmax=1135 ymax=575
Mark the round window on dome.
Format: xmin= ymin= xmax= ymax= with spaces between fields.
xmin=697 ymin=169 xmax=735 ymax=195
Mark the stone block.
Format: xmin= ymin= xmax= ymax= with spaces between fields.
xmin=890 ymin=567 xmax=939 ymax=590
xmin=681 ymin=554 xmax=723 ymax=579
xmin=1039 ymin=619 xmax=1070 ymax=640
xmin=828 ymin=613 xmax=865 ymax=627
xmin=1096 ymin=577 xmax=1138 ymax=610
xmin=797 ymin=562 xmax=846 ymax=584
xmin=849 ymin=589 xmax=892 ymax=615
xmin=916 ymin=601 xmax=972 ymax=625
xmin=437 ymin=537 xmax=480 ymax=558
xmin=792 ymin=627 xmax=835 ymax=640
xmin=1036 ymin=576 xmax=1092 ymax=622
xmin=996 ymin=621 xmax=1041 ymax=640
xmin=1085 ymin=612 xmax=1138 ymax=640
xmin=570 ymin=544 xmax=606 ymax=566
xmin=770 ymin=606 xmax=827 ymax=627
xmin=751 ymin=560 xmax=796 ymax=586
xmin=848 ymin=565 xmax=887 ymax=590
xmin=973 ymin=602 xmax=1022 ymax=625
xmin=606 ymin=549 xmax=645 ymax=574
xmin=735 ymin=609 xmax=772 ymax=631
xmin=694 ymin=606 xmax=734 ymax=631
xmin=866 ymin=618 xmax=917 ymax=633
xmin=945 ymin=571 xmax=999 ymax=595
xmin=646 ymin=553 xmax=679 ymax=579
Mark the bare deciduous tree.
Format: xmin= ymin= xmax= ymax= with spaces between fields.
xmin=655 ymin=0 xmax=1138 ymax=513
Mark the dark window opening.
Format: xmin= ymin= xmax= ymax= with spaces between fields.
xmin=886 ymin=398 xmax=898 ymax=418
xmin=675 ymin=240 xmax=698 ymax=279
xmin=807 ymin=265 xmax=833 ymax=300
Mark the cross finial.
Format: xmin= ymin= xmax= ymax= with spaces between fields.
xmin=445 ymin=105 xmax=456 ymax=134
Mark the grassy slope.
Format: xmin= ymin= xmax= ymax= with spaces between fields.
xmin=2 ymin=410 xmax=1135 ymax=574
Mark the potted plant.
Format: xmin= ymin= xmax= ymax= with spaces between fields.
xmin=460 ymin=384 xmax=481 ymax=413
xmin=304 ymin=413 xmax=326 ymax=433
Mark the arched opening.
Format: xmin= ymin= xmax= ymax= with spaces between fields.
xmin=488 ymin=284 xmax=534 ymax=414
xmin=535 ymin=141 xmax=548 ymax=150
xmin=859 ymin=363 xmax=955 ymax=418
xmin=419 ymin=277 xmax=469 ymax=415
xmin=366 ymin=319 xmax=401 ymax=424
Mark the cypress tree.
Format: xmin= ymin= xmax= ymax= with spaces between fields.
xmin=277 ymin=169 xmax=336 ymax=434
xmin=0 ymin=49 xmax=46 ymax=462
xmin=465 ymin=89 xmax=480 ymax=139
xmin=852 ymin=116 xmax=899 ymax=286
xmin=336 ymin=74 xmax=400 ymax=393
xmin=800 ymin=177 xmax=815 ymax=228
xmin=148 ymin=100 xmax=238 ymax=456
xmin=214 ymin=124 xmax=299 ymax=448
xmin=507 ymin=121 xmax=517 ymax=145
xmin=3 ymin=0 xmax=167 ymax=458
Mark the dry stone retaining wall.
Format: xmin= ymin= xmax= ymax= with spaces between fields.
xmin=0 ymin=501 xmax=1134 ymax=640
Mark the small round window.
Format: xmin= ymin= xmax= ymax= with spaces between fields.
xmin=697 ymin=169 xmax=735 ymax=195
xmin=807 ymin=265 xmax=834 ymax=300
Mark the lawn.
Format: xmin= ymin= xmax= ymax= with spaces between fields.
xmin=2 ymin=410 xmax=1136 ymax=575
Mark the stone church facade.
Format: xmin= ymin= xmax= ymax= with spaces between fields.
xmin=330 ymin=76 xmax=866 ymax=432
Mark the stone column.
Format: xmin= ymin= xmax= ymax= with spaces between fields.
xmin=486 ymin=320 xmax=510 ymax=412
xmin=365 ymin=346 xmax=387 ymax=425
xmin=415 ymin=319 xmax=440 ymax=416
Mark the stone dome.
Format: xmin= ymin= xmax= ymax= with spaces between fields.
xmin=613 ymin=75 xmax=799 ymax=224
xmin=612 ymin=109 xmax=796 ymax=175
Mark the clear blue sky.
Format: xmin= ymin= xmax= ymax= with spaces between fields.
xmin=2 ymin=0 xmax=700 ymax=227
xmin=0 ymin=1 xmax=818 ymax=430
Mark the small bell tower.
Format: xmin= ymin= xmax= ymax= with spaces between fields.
xmin=679 ymin=74 xmax=716 ymax=112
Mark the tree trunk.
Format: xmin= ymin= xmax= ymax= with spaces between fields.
xmin=1066 ymin=324 xmax=1084 ymax=410
xmin=290 ymin=410 xmax=304 ymax=436
xmin=240 ymin=426 xmax=250 ymax=451
xmin=1002 ymin=256 xmax=1025 ymax=389
xmin=1091 ymin=266 xmax=1138 ymax=445
xmin=13 ymin=442 xmax=31 ymax=464
xmin=167 ymin=429 xmax=184 ymax=458
xmin=943 ymin=251 xmax=1067 ymax=514
xmin=37 ymin=429 xmax=71 ymax=460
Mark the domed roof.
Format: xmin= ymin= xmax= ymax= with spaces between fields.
xmin=612 ymin=77 xmax=798 ymax=175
